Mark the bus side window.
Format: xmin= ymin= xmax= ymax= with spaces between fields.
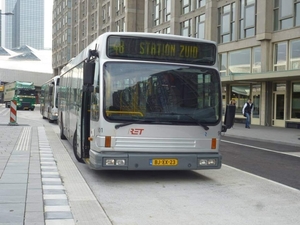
xmin=91 ymin=62 xmax=100 ymax=121
xmin=91 ymin=91 xmax=99 ymax=121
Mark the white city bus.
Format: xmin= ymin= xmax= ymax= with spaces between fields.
xmin=58 ymin=32 xmax=225 ymax=170
xmin=40 ymin=75 xmax=60 ymax=123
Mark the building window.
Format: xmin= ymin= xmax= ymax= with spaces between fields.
xmin=195 ymin=14 xmax=205 ymax=39
xmin=181 ymin=19 xmax=192 ymax=37
xmin=274 ymin=0 xmax=300 ymax=31
xmin=240 ymin=0 xmax=256 ymax=39
xmin=163 ymin=27 xmax=171 ymax=34
xmin=116 ymin=0 xmax=120 ymax=15
xmin=229 ymin=48 xmax=251 ymax=74
xmin=231 ymin=85 xmax=250 ymax=116
xmin=196 ymin=0 xmax=206 ymax=8
xmin=102 ymin=7 xmax=106 ymax=22
xmin=296 ymin=0 xmax=300 ymax=26
xmin=219 ymin=53 xmax=228 ymax=76
xmin=274 ymin=42 xmax=287 ymax=71
xmin=290 ymin=39 xmax=300 ymax=69
xmin=116 ymin=18 xmax=125 ymax=32
xmin=218 ymin=3 xmax=236 ymax=43
xmin=291 ymin=83 xmax=300 ymax=119
xmin=164 ymin=0 xmax=171 ymax=22
xmin=252 ymin=47 xmax=261 ymax=73
xmin=252 ymin=84 xmax=261 ymax=118
xmin=154 ymin=0 xmax=161 ymax=26
xmin=81 ymin=1 xmax=87 ymax=16
xmin=220 ymin=47 xmax=260 ymax=75
xmin=182 ymin=0 xmax=191 ymax=14
xmin=123 ymin=18 xmax=126 ymax=31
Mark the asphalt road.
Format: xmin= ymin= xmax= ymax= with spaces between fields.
xmin=221 ymin=136 xmax=300 ymax=190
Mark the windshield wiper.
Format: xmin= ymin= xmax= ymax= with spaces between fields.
xmin=161 ymin=112 xmax=209 ymax=131
xmin=115 ymin=120 xmax=173 ymax=129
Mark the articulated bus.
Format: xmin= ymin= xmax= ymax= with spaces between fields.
xmin=58 ymin=32 xmax=227 ymax=170
xmin=40 ymin=75 xmax=60 ymax=123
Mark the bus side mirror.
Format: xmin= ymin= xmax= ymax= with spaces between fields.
xmin=221 ymin=125 xmax=227 ymax=132
xmin=224 ymin=105 xmax=236 ymax=129
xmin=49 ymin=86 xmax=53 ymax=95
xmin=83 ymin=61 xmax=95 ymax=86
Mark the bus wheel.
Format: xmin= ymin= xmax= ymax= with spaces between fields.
xmin=60 ymin=118 xmax=67 ymax=140
xmin=73 ymin=130 xmax=84 ymax=163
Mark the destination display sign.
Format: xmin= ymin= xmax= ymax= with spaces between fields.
xmin=107 ymin=35 xmax=216 ymax=65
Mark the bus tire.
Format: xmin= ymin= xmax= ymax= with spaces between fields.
xmin=73 ymin=130 xmax=84 ymax=163
xmin=60 ymin=117 xmax=67 ymax=140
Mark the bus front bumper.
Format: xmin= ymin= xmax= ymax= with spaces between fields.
xmin=87 ymin=150 xmax=222 ymax=170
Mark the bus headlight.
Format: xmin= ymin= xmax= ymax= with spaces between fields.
xmin=116 ymin=159 xmax=126 ymax=166
xmin=105 ymin=158 xmax=126 ymax=166
xmin=105 ymin=159 xmax=115 ymax=165
xmin=198 ymin=159 xmax=217 ymax=166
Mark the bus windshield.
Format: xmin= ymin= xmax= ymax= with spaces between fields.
xmin=104 ymin=62 xmax=221 ymax=125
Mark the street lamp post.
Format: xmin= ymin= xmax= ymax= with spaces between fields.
xmin=0 ymin=11 xmax=14 ymax=46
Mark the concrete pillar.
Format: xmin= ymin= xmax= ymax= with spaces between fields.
xmin=264 ymin=81 xmax=273 ymax=126
xmin=204 ymin=0 xmax=218 ymax=42
xmin=286 ymin=81 xmax=291 ymax=120
xmin=170 ymin=0 xmax=181 ymax=35
xmin=144 ymin=0 xmax=153 ymax=32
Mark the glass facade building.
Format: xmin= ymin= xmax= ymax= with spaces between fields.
xmin=1 ymin=0 xmax=44 ymax=49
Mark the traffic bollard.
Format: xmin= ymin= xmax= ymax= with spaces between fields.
xmin=8 ymin=100 xmax=19 ymax=126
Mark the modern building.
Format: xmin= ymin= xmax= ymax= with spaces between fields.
xmin=1 ymin=0 xmax=44 ymax=50
xmin=0 ymin=46 xmax=52 ymax=102
xmin=52 ymin=0 xmax=300 ymax=128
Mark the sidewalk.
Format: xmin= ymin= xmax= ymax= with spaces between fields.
xmin=0 ymin=110 xmax=299 ymax=224
xmin=0 ymin=108 xmax=111 ymax=225
xmin=222 ymin=123 xmax=300 ymax=147
xmin=0 ymin=124 xmax=75 ymax=225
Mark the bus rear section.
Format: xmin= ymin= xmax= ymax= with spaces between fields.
xmin=40 ymin=76 xmax=60 ymax=123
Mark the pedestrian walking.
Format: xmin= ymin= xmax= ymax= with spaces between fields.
xmin=242 ymin=99 xmax=253 ymax=129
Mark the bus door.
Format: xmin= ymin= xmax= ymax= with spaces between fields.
xmin=78 ymin=59 xmax=97 ymax=161
xmin=89 ymin=61 xmax=100 ymax=153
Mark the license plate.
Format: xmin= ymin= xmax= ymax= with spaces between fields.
xmin=151 ymin=158 xmax=178 ymax=166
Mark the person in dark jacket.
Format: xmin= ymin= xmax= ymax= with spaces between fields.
xmin=242 ymin=99 xmax=253 ymax=128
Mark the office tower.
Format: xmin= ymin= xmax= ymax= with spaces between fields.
xmin=1 ymin=0 xmax=44 ymax=49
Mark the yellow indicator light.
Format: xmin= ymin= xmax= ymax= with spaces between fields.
xmin=211 ymin=138 xmax=217 ymax=149
xmin=105 ymin=136 xmax=111 ymax=147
